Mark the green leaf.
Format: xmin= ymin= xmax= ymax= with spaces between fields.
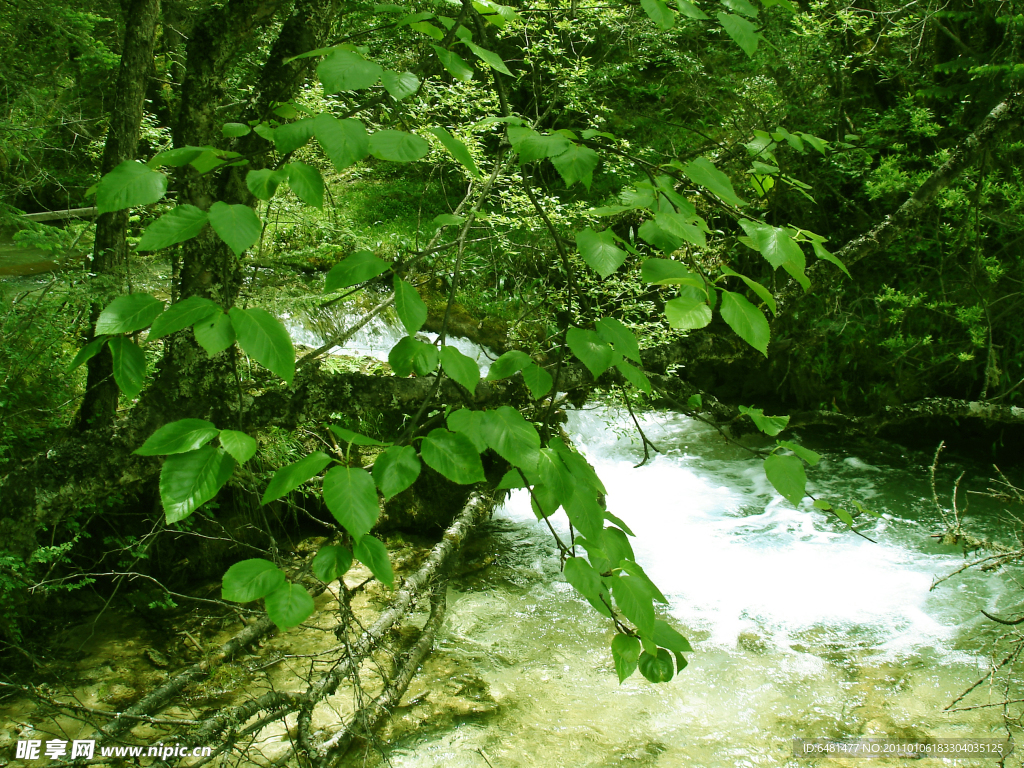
xmin=720 ymin=265 xmax=777 ymax=315
xmin=549 ymin=144 xmax=599 ymax=189
xmin=318 ymin=49 xmax=383 ymax=93
xmin=520 ymin=362 xmax=553 ymax=399
xmin=611 ymin=634 xmax=642 ymax=683
xmin=638 ymin=649 xmax=675 ymax=683
xmin=480 ymin=406 xmax=540 ymax=471
xmin=776 ymin=439 xmax=820 ymax=466
xmin=738 ymin=220 xmax=804 ymax=271
xmin=410 ymin=21 xmax=444 ymax=40
xmin=487 ymin=349 xmax=532 ymax=380
xmin=619 ymin=560 xmax=668 ymax=604
xmin=717 ymin=11 xmax=760 ymax=57
xmin=509 ymin=128 xmax=571 ymax=162
xmin=833 ymin=507 xmax=855 ymax=527
xmin=193 ymin=312 xmax=235 ymax=356
xmin=537 ymin=447 xmax=574 ymax=503
xmin=68 ymin=337 xmax=107 ymax=372
xmin=108 ymin=336 xmax=147 ymax=399
xmin=382 ymin=69 xmax=420 ymax=100
xmin=722 ymin=0 xmax=758 ymax=16
xmin=566 ymin=328 xmax=614 ymax=378
xmin=576 ymin=228 xmax=627 ymax=279
xmin=265 ymin=582 xmax=315 ymax=631
xmin=638 ymin=219 xmax=683 ymax=253
xmin=463 ymin=41 xmax=513 ymax=75
xmin=274 ymin=117 xmax=316 ymax=154
xmin=615 ymin=360 xmax=652 ymax=395
xmin=135 ymin=419 xmax=219 ymax=456
xmin=207 ymin=202 xmax=261 ymax=257
xmin=394 ymin=276 xmax=428 ymax=334
xmin=764 ymin=453 xmax=807 ymax=507
xmin=95 ymin=160 xmax=168 ymax=214
xmin=229 ymin=307 xmax=295 ymax=384
xmin=738 ymin=405 xmax=789 ymax=436
xmin=680 ymin=156 xmax=746 ymax=207
xmin=96 ymin=293 xmax=164 ymax=335
xmin=426 ymin=127 xmax=480 ymax=178
xmin=603 ymin=526 xmax=636 ymax=566
xmin=564 ymin=482 xmax=604 ymax=541
xmin=811 ymin=239 xmax=850 ymax=278
xmin=285 ymin=162 xmax=324 ymax=208
xmin=354 ymin=535 xmax=394 ymax=588
xmin=160 ymin=445 xmax=236 ymax=524
xmin=221 ymin=122 xmax=251 ymax=138
xmin=441 ymin=346 xmax=480 ymax=393
xmin=261 ymin=451 xmax=333 ymax=504
xmin=595 ymin=317 xmax=641 ymax=363
xmin=329 ymin=424 xmax=386 ymax=446
xmin=813 ymin=498 xmax=832 ymax=510
xmin=613 ymin=575 xmax=656 ymax=637
xmin=687 ymin=393 xmax=702 ymax=410
xmin=676 ymin=0 xmax=709 ymax=18
xmin=640 ymin=259 xmax=703 ymax=287
xmin=325 ymin=251 xmax=391 ymax=292
xmin=420 ymin=428 xmax=486 ymax=484
xmin=656 ymin=210 xmax=706 ymax=248
xmin=253 ymin=123 xmax=275 ymax=141
xmin=719 ymin=290 xmax=769 ymax=357
xmin=323 ymin=466 xmax=380 ymax=540
xmin=372 ymin=445 xmax=421 ymax=499
xmin=433 ymin=213 xmax=465 ymax=228
xmin=653 ymin=619 xmax=693 ymax=653
xmin=245 ymin=168 xmax=289 ymax=200
xmin=219 ymin=430 xmax=257 ymax=463
xmin=148 ymin=146 xmax=206 ymax=168
xmin=496 ymin=468 xmax=527 ymax=489
xmin=313 ymin=545 xmax=353 ymax=582
xmin=136 ymin=205 xmax=209 ymax=251
xmin=313 ymin=115 xmax=369 ymax=171
xmin=369 ymin=130 xmax=430 ymax=162
xmin=641 ymin=0 xmax=676 ymax=28
xmin=432 ymin=45 xmax=475 ymax=81
xmin=222 ymin=559 xmax=285 ymax=602
xmin=447 ymin=409 xmax=488 ymax=452
xmin=564 ymin=557 xmax=612 ymax=618
xmin=388 ymin=335 xmax=439 ymax=377
xmin=665 ymin=295 xmax=713 ymax=330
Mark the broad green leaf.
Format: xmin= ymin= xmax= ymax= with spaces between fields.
xmin=798 ymin=131 xmax=828 ymax=155
xmin=480 ymin=406 xmax=541 ymax=471
xmin=496 ymin=468 xmax=527 ymax=489
xmin=373 ymin=445 xmax=421 ymax=499
xmin=388 ymin=335 xmax=439 ymax=377
xmin=329 ymin=424 xmax=386 ymax=446
xmin=447 ymin=409 xmax=488 ymax=452
xmin=96 ymin=293 xmax=164 ymax=335
xmin=193 ymin=311 xmax=235 ymax=356
xmin=613 ymin=575 xmax=656 ymax=637
xmin=434 ymin=213 xmax=465 ymax=227
xmin=665 ymin=295 xmax=713 ymax=330
xmin=611 ymin=634 xmax=642 ymax=683
xmin=641 ymin=0 xmax=676 ymax=28
xmin=520 ymin=362 xmax=553 ymax=399
xmin=208 ymin=202 xmax=262 ymax=256
xmin=382 ymin=69 xmax=420 ymax=100
xmin=189 ymin=149 xmax=237 ymax=174
xmin=313 ymin=545 xmax=353 ymax=582
xmin=323 ymin=466 xmax=380 ymax=540
xmin=221 ymin=122 xmax=251 ymax=137
xmin=245 ymin=168 xmax=289 ymax=200
xmin=554 ymin=440 xmax=606 ymax=495
xmin=738 ymin=405 xmax=789 ymax=436
xmin=285 ymin=161 xmax=324 ymax=208
xmin=721 ymin=265 xmax=777 ymax=315
xmin=717 ymin=11 xmax=760 ymax=57
xmin=410 ymin=21 xmax=444 ymax=39
xmin=354 ymin=535 xmax=394 ymax=588
xmin=576 ymin=228 xmax=627 ymax=279
xmin=369 ymin=130 xmax=430 ymax=162
xmin=432 ymin=45 xmax=474 ymax=81
xmin=812 ymin=239 xmax=850 ymax=277
xmin=638 ymin=649 xmax=675 ymax=683
xmin=426 ymin=127 xmax=480 ymax=178
xmin=219 ymin=430 xmax=257 ymax=463
xmin=313 ymin=115 xmax=369 ymax=171
xmin=136 ymin=205 xmax=209 ymax=251
xmin=537 ymin=447 xmax=574 ymax=504
xmin=813 ymin=499 xmax=832 ymax=510
xmin=228 ymin=307 xmax=295 ymax=384
xmin=602 ymin=526 xmax=636 ymax=567
xmin=95 ymin=160 xmax=168 ymax=214
xmin=722 ymin=0 xmax=758 ymax=16
xmin=463 ymin=41 xmax=513 ymax=75
xmin=318 ymin=49 xmax=383 ymax=93
xmin=510 ymin=129 xmax=571 ymax=162
xmin=135 ymin=418 xmax=219 ymax=456
xmin=265 ymin=582 xmax=315 ymax=631
xmin=68 ymin=337 xmax=107 ymax=372
xmin=566 ymin=328 xmax=614 ymax=378
xmin=487 ymin=349 xmax=532 ymax=380
xmin=638 ymin=219 xmax=683 ymax=253
xmin=441 ymin=346 xmax=480 ymax=394
xmin=530 ymin=482 xmax=560 ymax=519
xmin=595 ymin=317 xmax=641 ymax=363
xmin=719 ymin=290 xmax=769 ymax=357
xmin=421 ymin=428 xmax=486 ymax=484
xmin=564 ymin=482 xmax=604 ymax=541
xmin=108 ymin=336 xmax=147 ymax=400
xmin=764 ymin=452 xmax=807 ymax=507
xmin=619 ymin=560 xmax=669 ymax=604
xmin=564 ymin=557 xmax=612 ymax=618
xmin=222 ymin=559 xmax=285 ymax=602
xmin=325 ymin=251 xmax=391 ymax=292
xmin=640 ymin=259 xmax=704 ymax=288
xmin=615 ymin=360 xmax=652 ymax=395
xmin=676 ymin=0 xmax=709 ymax=18
xmin=261 ymin=451 xmax=333 ymax=504
xmin=549 ymin=144 xmax=599 ymax=189
xmin=394 ymin=276 xmax=428 ymax=334
xmin=656 ymin=210 xmax=706 ymax=248
xmin=833 ymin=507 xmax=855 ymax=526
xmin=680 ymin=156 xmax=746 ymax=207
xmin=776 ymin=439 xmax=820 ymax=466
xmin=687 ymin=393 xmax=702 ymax=410
xmin=148 ymin=146 xmax=206 ymax=168
xmin=653 ymin=619 xmax=693 ymax=653
xmin=738 ymin=219 xmax=804 ymax=270
xmin=253 ymin=123 xmax=275 ymax=141
xmin=160 ymin=445 xmax=236 ymax=524
xmin=274 ymin=118 xmax=316 ymax=154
